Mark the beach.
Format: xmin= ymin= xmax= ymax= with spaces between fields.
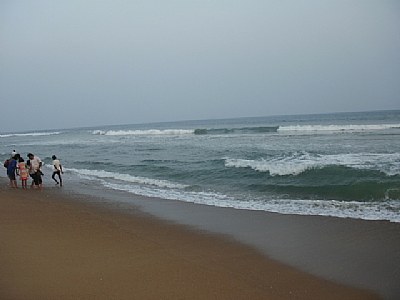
xmin=2 ymin=0 xmax=399 ymax=297
xmin=0 ymin=178 xmax=388 ymax=299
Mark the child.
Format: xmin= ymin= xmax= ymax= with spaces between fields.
xmin=52 ymin=155 xmax=63 ymax=186
xmin=18 ymin=157 xmax=28 ymax=189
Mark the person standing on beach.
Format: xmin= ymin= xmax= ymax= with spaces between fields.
xmin=27 ymin=153 xmax=43 ymax=189
xmin=17 ymin=157 xmax=29 ymax=189
xmin=51 ymin=155 xmax=63 ymax=186
xmin=3 ymin=150 xmax=18 ymax=171
xmin=6 ymin=155 xmax=18 ymax=188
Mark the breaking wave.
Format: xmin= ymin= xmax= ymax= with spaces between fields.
xmin=66 ymin=167 xmax=400 ymax=223
xmin=224 ymin=152 xmax=400 ymax=176
xmin=92 ymin=129 xmax=193 ymax=136
xmin=194 ymin=126 xmax=279 ymax=135
xmin=278 ymin=123 xmax=400 ymax=133
xmin=90 ymin=123 xmax=400 ymax=137
xmin=0 ymin=131 xmax=61 ymax=138
xmin=68 ymin=168 xmax=187 ymax=189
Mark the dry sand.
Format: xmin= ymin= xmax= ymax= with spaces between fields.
xmin=0 ymin=181 xmax=380 ymax=299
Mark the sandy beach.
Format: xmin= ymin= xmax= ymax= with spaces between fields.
xmin=0 ymin=178 xmax=390 ymax=299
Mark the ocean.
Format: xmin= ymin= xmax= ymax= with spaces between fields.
xmin=1 ymin=110 xmax=400 ymax=223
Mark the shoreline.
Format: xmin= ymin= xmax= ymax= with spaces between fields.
xmin=63 ymin=177 xmax=400 ymax=299
xmin=0 ymin=178 xmax=397 ymax=299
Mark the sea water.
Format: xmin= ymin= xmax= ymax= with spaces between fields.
xmin=1 ymin=110 xmax=400 ymax=222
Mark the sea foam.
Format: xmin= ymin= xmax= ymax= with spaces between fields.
xmin=278 ymin=123 xmax=400 ymax=133
xmin=68 ymin=168 xmax=187 ymax=189
xmin=224 ymin=152 xmax=400 ymax=176
xmin=0 ymin=131 xmax=61 ymax=138
xmin=84 ymin=178 xmax=400 ymax=223
xmin=92 ymin=129 xmax=194 ymax=136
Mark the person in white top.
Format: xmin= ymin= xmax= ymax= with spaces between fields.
xmin=52 ymin=155 xmax=63 ymax=186
xmin=27 ymin=153 xmax=43 ymax=188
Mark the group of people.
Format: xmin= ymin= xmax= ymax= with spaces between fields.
xmin=4 ymin=150 xmax=63 ymax=189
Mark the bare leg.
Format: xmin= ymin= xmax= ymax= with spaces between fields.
xmin=52 ymin=172 xmax=59 ymax=184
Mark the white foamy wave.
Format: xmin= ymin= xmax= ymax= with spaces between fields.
xmin=248 ymin=198 xmax=400 ymax=223
xmin=92 ymin=129 xmax=194 ymax=136
xmin=225 ymin=152 xmax=400 ymax=176
xmin=68 ymin=168 xmax=187 ymax=189
xmin=92 ymin=130 xmax=106 ymax=135
xmin=102 ymin=181 xmax=236 ymax=206
xmin=94 ymin=181 xmax=400 ymax=223
xmin=62 ymin=166 xmax=400 ymax=223
xmin=278 ymin=123 xmax=400 ymax=133
xmin=224 ymin=157 xmax=312 ymax=176
xmin=0 ymin=131 xmax=61 ymax=138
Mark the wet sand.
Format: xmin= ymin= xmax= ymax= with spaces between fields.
xmin=127 ymin=194 xmax=400 ymax=300
xmin=0 ymin=179 xmax=385 ymax=299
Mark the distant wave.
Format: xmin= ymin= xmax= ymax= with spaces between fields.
xmin=194 ymin=126 xmax=279 ymax=135
xmin=92 ymin=129 xmax=194 ymax=136
xmin=91 ymin=123 xmax=400 ymax=137
xmin=0 ymin=131 xmax=61 ymax=138
xmin=224 ymin=152 xmax=400 ymax=176
xmin=92 ymin=127 xmax=279 ymax=136
xmin=278 ymin=123 xmax=400 ymax=133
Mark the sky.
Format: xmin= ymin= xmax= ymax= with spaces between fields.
xmin=1 ymin=0 xmax=399 ymax=132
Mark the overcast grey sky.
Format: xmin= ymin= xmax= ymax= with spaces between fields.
xmin=1 ymin=0 xmax=399 ymax=132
